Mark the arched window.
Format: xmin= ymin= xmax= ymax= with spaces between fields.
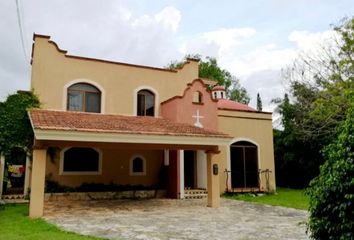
xmin=137 ymin=90 xmax=155 ymax=116
xmin=130 ymin=155 xmax=146 ymax=176
xmin=67 ymin=83 xmax=101 ymax=113
xmin=60 ymin=147 xmax=101 ymax=175
xmin=193 ymin=91 xmax=203 ymax=103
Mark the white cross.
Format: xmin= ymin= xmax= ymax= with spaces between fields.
xmin=192 ymin=109 xmax=204 ymax=128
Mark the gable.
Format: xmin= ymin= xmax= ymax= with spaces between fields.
xmin=160 ymin=79 xmax=218 ymax=131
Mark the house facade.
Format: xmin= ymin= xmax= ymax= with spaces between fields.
xmin=27 ymin=34 xmax=275 ymax=217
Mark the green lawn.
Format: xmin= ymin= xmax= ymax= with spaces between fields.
xmin=0 ymin=204 xmax=102 ymax=240
xmin=223 ymin=187 xmax=309 ymax=210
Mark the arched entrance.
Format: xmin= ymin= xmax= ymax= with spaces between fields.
xmin=230 ymin=141 xmax=259 ymax=189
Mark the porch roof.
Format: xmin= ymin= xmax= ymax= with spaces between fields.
xmin=28 ymin=109 xmax=231 ymax=148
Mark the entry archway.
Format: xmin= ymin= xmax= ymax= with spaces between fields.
xmin=230 ymin=141 xmax=259 ymax=189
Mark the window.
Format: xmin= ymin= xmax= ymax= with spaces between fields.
xmin=193 ymin=91 xmax=203 ymax=103
xmin=67 ymin=83 xmax=101 ymax=113
xmin=137 ymin=90 xmax=155 ymax=116
xmin=130 ymin=155 xmax=146 ymax=176
xmin=60 ymin=147 xmax=101 ymax=175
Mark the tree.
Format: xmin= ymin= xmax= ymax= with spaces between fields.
xmin=272 ymin=94 xmax=323 ymax=188
xmin=256 ymin=93 xmax=262 ymax=111
xmin=281 ymin=17 xmax=353 ymax=142
xmin=166 ymin=56 xmax=250 ymax=104
xmin=0 ymin=91 xmax=40 ymax=158
xmin=273 ymin=17 xmax=354 ymax=188
xmin=307 ymin=101 xmax=354 ymax=239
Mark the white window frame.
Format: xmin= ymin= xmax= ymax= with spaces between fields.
xmin=59 ymin=147 xmax=102 ymax=175
xmin=129 ymin=154 xmax=146 ymax=176
xmin=63 ymin=79 xmax=106 ymax=113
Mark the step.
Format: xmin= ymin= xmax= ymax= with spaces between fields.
xmin=184 ymin=189 xmax=208 ymax=199
xmin=1 ymin=194 xmax=29 ymax=204
xmin=2 ymin=194 xmax=25 ymax=200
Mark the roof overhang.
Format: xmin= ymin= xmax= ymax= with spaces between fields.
xmin=33 ymin=129 xmax=231 ymax=149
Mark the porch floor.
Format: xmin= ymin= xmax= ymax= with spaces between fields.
xmin=44 ymin=198 xmax=308 ymax=240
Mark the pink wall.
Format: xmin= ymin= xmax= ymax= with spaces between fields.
xmin=161 ymin=79 xmax=218 ymax=131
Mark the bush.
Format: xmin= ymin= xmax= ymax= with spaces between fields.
xmin=307 ymin=104 xmax=354 ymax=239
xmin=45 ymin=180 xmax=160 ymax=193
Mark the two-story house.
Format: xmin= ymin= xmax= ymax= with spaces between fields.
xmin=27 ymin=34 xmax=275 ymax=217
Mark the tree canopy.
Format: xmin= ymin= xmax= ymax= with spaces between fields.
xmin=0 ymin=91 xmax=40 ymax=158
xmin=273 ymin=17 xmax=354 ymax=188
xmin=166 ymin=55 xmax=250 ymax=104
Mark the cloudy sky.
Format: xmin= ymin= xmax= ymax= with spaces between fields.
xmin=1 ymin=0 xmax=353 ymax=114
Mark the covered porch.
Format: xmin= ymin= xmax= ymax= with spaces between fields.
xmin=28 ymin=109 xmax=231 ymax=217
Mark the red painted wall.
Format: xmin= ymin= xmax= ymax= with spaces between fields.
xmin=161 ymin=79 xmax=218 ymax=131
xmin=167 ymin=150 xmax=179 ymax=198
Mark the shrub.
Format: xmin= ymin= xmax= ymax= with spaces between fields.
xmin=307 ymin=104 xmax=354 ymax=239
xmin=45 ymin=180 xmax=160 ymax=193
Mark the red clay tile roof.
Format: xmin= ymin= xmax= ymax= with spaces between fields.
xmin=29 ymin=109 xmax=230 ymax=138
xmin=217 ymin=99 xmax=257 ymax=112
xmin=212 ymin=85 xmax=225 ymax=91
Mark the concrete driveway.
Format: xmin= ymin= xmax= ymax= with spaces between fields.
xmin=44 ymin=198 xmax=308 ymax=240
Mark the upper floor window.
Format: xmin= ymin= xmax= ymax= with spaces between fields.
xmin=193 ymin=91 xmax=203 ymax=104
xmin=137 ymin=90 xmax=155 ymax=116
xmin=67 ymin=83 xmax=101 ymax=113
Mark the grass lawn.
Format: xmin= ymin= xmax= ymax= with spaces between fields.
xmin=0 ymin=204 xmax=102 ymax=240
xmin=223 ymin=187 xmax=309 ymax=210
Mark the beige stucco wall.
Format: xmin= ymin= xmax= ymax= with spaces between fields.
xmin=31 ymin=36 xmax=198 ymax=115
xmin=217 ymin=110 xmax=276 ymax=192
xmin=46 ymin=148 xmax=164 ymax=188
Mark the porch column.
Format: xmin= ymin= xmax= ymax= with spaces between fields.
xmin=29 ymin=148 xmax=47 ymax=218
xmin=179 ymin=150 xmax=184 ymax=199
xmin=23 ymin=155 xmax=31 ymax=197
xmin=196 ymin=150 xmax=207 ymax=189
xmin=207 ymin=151 xmax=220 ymax=208
xmin=226 ymin=145 xmax=232 ymax=192
xmin=0 ymin=154 xmax=5 ymax=197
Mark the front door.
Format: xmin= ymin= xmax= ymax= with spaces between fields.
xmin=230 ymin=141 xmax=258 ymax=189
xmin=184 ymin=150 xmax=196 ymax=189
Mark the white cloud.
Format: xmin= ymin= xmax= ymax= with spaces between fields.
xmin=203 ymin=28 xmax=256 ymax=53
xmin=225 ymin=45 xmax=297 ymax=76
xmin=179 ymin=27 xmax=337 ymax=112
xmin=154 ymin=6 xmax=181 ymax=32
xmin=288 ymin=30 xmax=336 ymax=51
xmin=180 ymin=27 xmax=256 ymax=58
